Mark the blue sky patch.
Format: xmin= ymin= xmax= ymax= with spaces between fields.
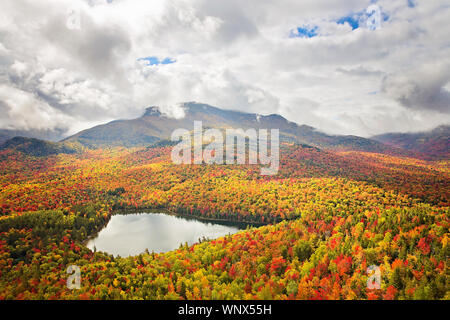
xmin=291 ymin=5 xmax=389 ymax=38
xmin=290 ymin=25 xmax=319 ymax=38
xmin=336 ymin=6 xmax=389 ymax=31
xmin=138 ymin=56 xmax=176 ymax=66
xmin=407 ymin=0 xmax=417 ymax=8
xmin=337 ymin=15 xmax=361 ymax=30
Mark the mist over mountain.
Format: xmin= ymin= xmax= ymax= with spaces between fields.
xmin=0 ymin=136 xmax=79 ymax=157
xmin=372 ymin=125 xmax=450 ymax=159
xmin=62 ymin=102 xmax=393 ymax=153
xmin=0 ymin=128 xmax=66 ymax=146
xmin=2 ymin=102 xmax=447 ymax=159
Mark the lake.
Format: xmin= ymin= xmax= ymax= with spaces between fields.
xmin=86 ymin=212 xmax=244 ymax=257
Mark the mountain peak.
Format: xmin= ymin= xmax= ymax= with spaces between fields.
xmin=0 ymin=136 xmax=79 ymax=157
xmin=182 ymin=102 xmax=233 ymax=114
xmin=143 ymin=106 xmax=162 ymax=117
xmin=63 ymin=102 xmax=402 ymax=154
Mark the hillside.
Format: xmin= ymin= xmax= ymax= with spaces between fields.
xmin=372 ymin=125 xmax=450 ymax=160
xmin=0 ymin=136 xmax=81 ymax=157
xmin=63 ymin=102 xmax=394 ymax=153
xmin=0 ymin=142 xmax=448 ymax=300
xmin=0 ymin=104 xmax=448 ymax=301
xmin=0 ymin=128 xmax=65 ymax=146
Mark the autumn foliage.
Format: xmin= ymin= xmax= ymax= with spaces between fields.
xmin=0 ymin=144 xmax=448 ymax=300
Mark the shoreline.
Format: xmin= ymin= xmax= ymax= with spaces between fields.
xmin=82 ymin=207 xmax=272 ymax=248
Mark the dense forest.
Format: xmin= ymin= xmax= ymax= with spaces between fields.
xmin=0 ymin=144 xmax=448 ymax=299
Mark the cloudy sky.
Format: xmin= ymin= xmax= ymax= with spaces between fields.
xmin=0 ymin=0 xmax=449 ymax=138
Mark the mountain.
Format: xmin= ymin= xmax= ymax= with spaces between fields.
xmin=0 ymin=137 xmax=81 ymax=157
xmin=0 ymin=128 xmax=66 ymax=145
xmin=372 ymin=125 xmax=450 ymax=159
xmin=63 ymin=102 xmax=393 ymax=153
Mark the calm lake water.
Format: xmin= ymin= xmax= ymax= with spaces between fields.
xmin=86 ymin=212 xmax=243 ymax=257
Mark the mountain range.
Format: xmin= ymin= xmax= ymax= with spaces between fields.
xmin=372 ymin=125 xmax=449 ymax=159
xmin=1 ymin=102 xmax=448 ymax=158
xmin=0 ymin=128 xmax=66 ymax=146
xmin=60 ymin=102 xmax=398 ymax=153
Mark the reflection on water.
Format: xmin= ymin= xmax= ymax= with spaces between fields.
xmin=86 ymin=213 xmax=242 ymax=257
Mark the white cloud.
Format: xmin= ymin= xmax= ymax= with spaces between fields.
xmin=0 ymin=84 xmax=73 ymax=131
xmin=382 ymin=61 xmax=450 ymax=113
xmin=0 ymin=0 xmax=449 ymax=138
